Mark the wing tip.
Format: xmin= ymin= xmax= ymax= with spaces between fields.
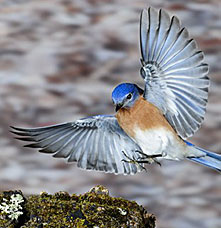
xmin=10 ymin=126 xmax=24 ymax=132
xmin=23 ymin=143 xmax=40 ymax=148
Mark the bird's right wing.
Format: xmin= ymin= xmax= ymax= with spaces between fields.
xmin=11 ymin=115 xmax=143 ymax=175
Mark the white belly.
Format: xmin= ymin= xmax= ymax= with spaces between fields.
xmin=133 ymin=127 xmax=186 ymax=160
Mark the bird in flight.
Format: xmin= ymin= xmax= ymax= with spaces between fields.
xmin=11 ymin=7 xmax=221 ymax=174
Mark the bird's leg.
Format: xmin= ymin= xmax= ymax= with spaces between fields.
xmin=121 ymin=151 xmax=147 ymax=172
xmin=135 ymin=150 xmax=162 ymax=166
xmin=135 ymin=150 xmax=162 ymax=158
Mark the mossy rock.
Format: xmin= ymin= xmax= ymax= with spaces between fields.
xmin=0 ymin=185 xmax=156 ymax=228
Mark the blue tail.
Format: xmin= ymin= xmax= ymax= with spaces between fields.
xmin=185 ymin=141 xmax=221 ymax=172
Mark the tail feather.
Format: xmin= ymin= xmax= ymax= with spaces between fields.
xmin=186 ymin=141 xmax=221 ymax=172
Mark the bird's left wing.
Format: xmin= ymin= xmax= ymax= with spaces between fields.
xmin=140 ymin=8 xmax=209 ymax=139
xmin=11 ymin=115 xmax=143 ymax=175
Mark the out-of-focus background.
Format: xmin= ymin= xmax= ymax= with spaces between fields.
xmin=0 ymin=0 xmax=220 ymax=227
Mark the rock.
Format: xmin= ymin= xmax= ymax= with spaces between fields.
xmin=0 ymin=185 xmax=156 ymax=228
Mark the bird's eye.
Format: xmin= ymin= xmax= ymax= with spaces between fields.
xmin=126 ymin=93 xmax=132 ymax=100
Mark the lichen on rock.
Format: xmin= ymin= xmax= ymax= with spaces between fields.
xmin=0 ymin=190 xmax=26 ymax=228
xmin=0 ymin=185 xmax=156 ymax=228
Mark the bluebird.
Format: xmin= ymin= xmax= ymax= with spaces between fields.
xmin=11 ymin=7 xmax=221 ymax=174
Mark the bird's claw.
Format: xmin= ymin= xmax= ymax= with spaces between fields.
xmin=121 ymin=151 xmax=147 ymax=172
xmin=121 ymin=150 xmax=162 ymax=168
xmin=134 ymin=150 xmax=162 ymax=166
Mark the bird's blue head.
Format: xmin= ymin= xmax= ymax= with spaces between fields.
xmin=112 ymin=83 xmax=143 ymax=112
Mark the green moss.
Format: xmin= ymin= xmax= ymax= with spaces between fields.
xmin=0 ymin=186 xmax=156 ymax=228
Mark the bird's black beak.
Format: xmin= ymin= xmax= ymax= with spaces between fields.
xmin=115 ymin=103 xmax=123 ymax=112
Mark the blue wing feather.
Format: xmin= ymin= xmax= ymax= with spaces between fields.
xmin=140 ymin=7 xmax=209 ymax=139
xmin=11 ymin=115 xmax=143 ymax=175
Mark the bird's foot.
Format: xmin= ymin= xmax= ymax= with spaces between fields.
xmin=135 ymin=150 xmax=162 ymax=166
xmin=121 ymin=151 xmax=147 ymax=172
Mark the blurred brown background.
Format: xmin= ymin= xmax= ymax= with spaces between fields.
xmin=0 ymin=0 xmax=220 ymax=227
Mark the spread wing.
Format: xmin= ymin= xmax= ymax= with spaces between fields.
xmin=140 ymin=7 xmax=209 ymax=139
xmin=11 ymin=115 xmax=144 ymax=175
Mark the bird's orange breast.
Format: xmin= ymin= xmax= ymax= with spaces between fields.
xmin=116 ymin=96 xmax=177 ymax=138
